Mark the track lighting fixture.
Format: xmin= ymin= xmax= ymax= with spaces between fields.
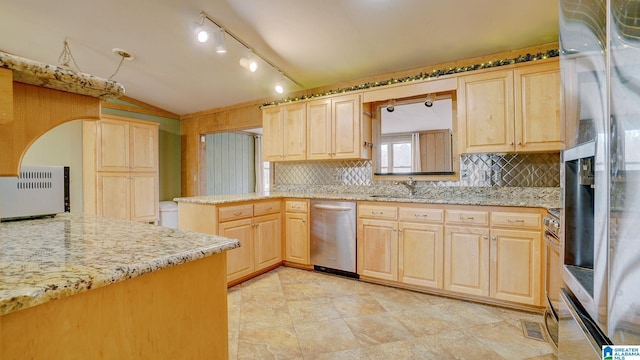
xmin=194 ymin=13 xmax=210 ymax=43
xmin=275 ymin=73 xmax=285 ymax=94
xmin=424 ymin=93 xmax=436 ymax=107
xmin=386 ymin=99 xmax=396 ymax=112
xmin=194 ymin=10 xmax=299 ymax=92
xmin=213 ymin=29 xmax=227 ymax=53
xmin=239 ymin=51 xmax=258 ymax=72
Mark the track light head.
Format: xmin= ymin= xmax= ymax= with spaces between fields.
xmin=424 ymin=93 xmax=436 ymax=107
xmin=386 ymin=99 xmax=396 ymax=112
xmin=213 ymin=29 xmax=227 ymax=53
xmin=240 ymin=57 xmax=258 ymax=72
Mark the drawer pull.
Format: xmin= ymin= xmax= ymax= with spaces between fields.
xmin=371 ymin=211 xmax=384 ymax=215
xmin=459 ymin=215 xmax=475 ymax=220
xmin=265 ymin=207 xmax=273 ymax=211
xmin=233 ymin=211 xmax=243 ymax=216
xmin=507 ymin=219 xmax=525 ymax=223
xmin=414 ymin=213 xmax=428 ymax=218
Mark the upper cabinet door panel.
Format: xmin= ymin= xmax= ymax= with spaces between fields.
xmin=332 ymin=94 xmax=361 ymax=159
xmin=97 ymin=119 xmax=130 ymax=171
xmin=262 ymin=106 xmax=284 ymax=161
xmin=306 ymin=98 xmax=332 ymax=160
xmin=514 ymin=62 xmax=563 ymax=152
xmin=283 ymin=103 xmax=306 ymax=160
xmin=458 ymin=71 xmax=514 ymax=154
xmin=130 ymin=122 xmax=158 ymax=172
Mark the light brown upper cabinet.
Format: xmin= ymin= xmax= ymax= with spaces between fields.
xmin=457 ymin=60 xmax=563 ymax=154
xmin=262 ymin=102 xmax=306 ymax=161
xmin=96 ymin=118 xmax=158 ymax=172
xmin=306 ymin=93 xmax=372 ymax=160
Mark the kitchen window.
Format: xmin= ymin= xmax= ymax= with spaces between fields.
xmin=380 ymin=134 xmax=412 ymax=173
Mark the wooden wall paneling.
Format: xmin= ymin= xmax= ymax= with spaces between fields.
xmin=0 ymin=67 xmax=13 ymax=124
xmin=1 ymin=83 xmax=100 ymax=176
xmin=82 ymin=121 xmax=97 ymax=215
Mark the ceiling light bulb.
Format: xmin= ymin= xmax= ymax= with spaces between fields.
xmin=248 ymin=60 xmax=258 ymax=72
xmin=196 ymin=29 xmax=209 ymax=43
xmin=240 ymin=57 xmax=258 ymax=72
xmin=275 ymin=83 xmax=284 ymax=94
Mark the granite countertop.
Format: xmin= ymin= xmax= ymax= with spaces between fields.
xmin=0 ymin=213 xmax=239 ymax=316
xmin=174 ymin=187 xmax=561 ymax=209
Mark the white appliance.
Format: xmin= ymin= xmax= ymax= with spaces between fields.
xmin=0 ymin=166 xmax=68 ymax=221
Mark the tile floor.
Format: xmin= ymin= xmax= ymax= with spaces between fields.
xmin=227 ymin=267 xmax=556 ymax=360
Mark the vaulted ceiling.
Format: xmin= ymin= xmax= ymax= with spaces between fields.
xmin=0 ymin=0 xmax=559 ymax=116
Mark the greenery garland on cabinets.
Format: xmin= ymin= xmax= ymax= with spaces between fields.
xmin=260 ymin=49 xmax=560 ymax=108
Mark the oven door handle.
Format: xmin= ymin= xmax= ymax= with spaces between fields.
xmin=544 ymin=232 xmax=561 ymax=252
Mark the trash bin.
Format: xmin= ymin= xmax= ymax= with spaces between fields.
xmin=158 ymin=201 xmax=178 ymax=229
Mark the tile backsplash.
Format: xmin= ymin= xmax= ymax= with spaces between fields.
xmin=273 ymin=153 xmax=560 ymax=188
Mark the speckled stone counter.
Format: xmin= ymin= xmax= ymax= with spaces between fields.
xmin=174 ymin=186 xmax=561 ymax=209
xmin=0 ymin=213 xmax=239 ymax=316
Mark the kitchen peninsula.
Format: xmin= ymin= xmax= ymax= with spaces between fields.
xmin=0 ymin=213 xmax=239 ymax=359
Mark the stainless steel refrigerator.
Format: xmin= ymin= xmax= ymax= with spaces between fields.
xmin=559 ymin=0 xmax=640 ymax=357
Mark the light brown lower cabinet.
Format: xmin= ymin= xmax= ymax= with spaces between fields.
xmin=358 ymin=218 xmax=398 ymax=281
xmin=359 ymin=203 xmax=544 ymax=308
xmin=219 ymin=218 xmax=254 ymax=281
xmin=284 ymin=199 xmax=310 ymax=266
xmin=444 ymin=225 xmax=490 ymax=297
xmin=443 ymin=207 xmax=543 ymax=306
xmin=357 ymin=203 xmax=444 ymax=288
xmin=398 ymin=221 xmax=444 ymax=288
xmin=216 ymin=200 xmax=282 ymax=284
xmin=97 ymin=172 xmax=158 ymax=222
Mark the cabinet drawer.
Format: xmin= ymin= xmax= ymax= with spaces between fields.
xmin=358 ymin=205 xmax=398 ymax=220
xmin=254 ymin=200 xmax=281 ymax=216
xmin=491 ymin=211 xmax=541 ymax=229
xmin=445 ymin=209 xmax=489 ymax=226
xmin=218 ymin=204 xmax=253 ymax=222
xmin=398 ymin=207 xmax=443 ymax=223
xmin=286 ymin=200 xmax=308 ymax=213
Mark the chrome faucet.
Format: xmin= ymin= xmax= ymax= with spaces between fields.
xmin=395 ymin=176 xmax=417 ymax=196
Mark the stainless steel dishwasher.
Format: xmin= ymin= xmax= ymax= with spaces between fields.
xmin=310 ymin=200 xmax=358 ymax=278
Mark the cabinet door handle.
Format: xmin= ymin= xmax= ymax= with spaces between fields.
xmin=507 ymin=219 xmax=525 ymax=223
xmin=491 ymin=236 xmax=496 ymax=241
xmin=483 ymin=236 xmax=488 ymax=240
xmin=398 ymin=228 xmax=403 ymax=232
xmin=509 ymin=142 xmax=514 ymax=145
xmin=518 ymin=141 xmax=522 ymax=145
xmin=392 ymin=228 xmax=397 ymax=232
